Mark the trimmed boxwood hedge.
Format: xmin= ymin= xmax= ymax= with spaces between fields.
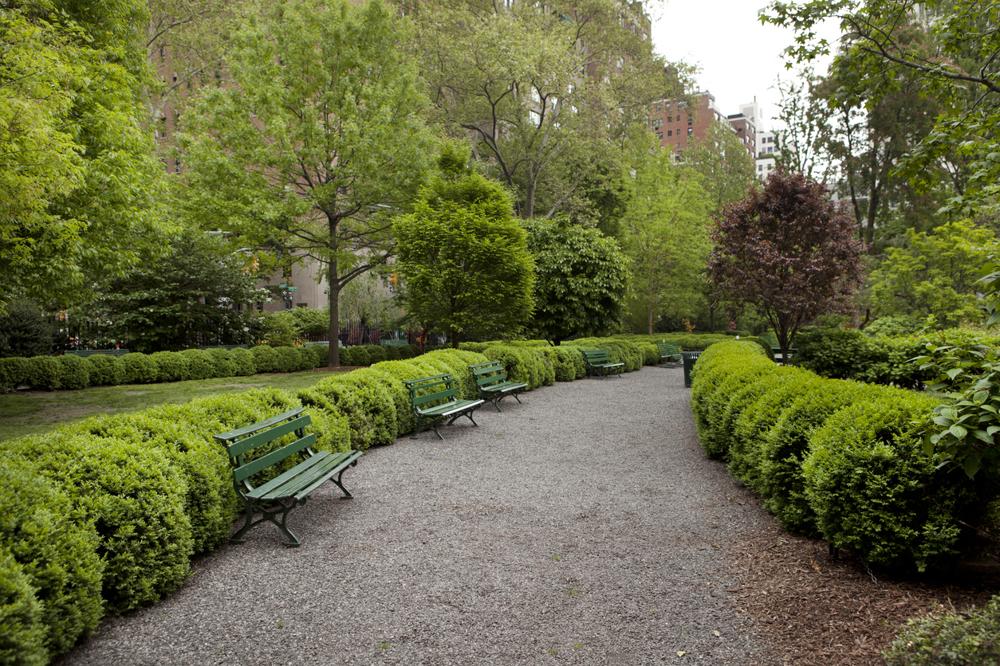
xmin=690 ymin=340 xmax=986 ymax=572
xmin=0 ymin=550 xmax=46 ymax=666
xmin=885 ymin=594 xmax=1000 ymax=665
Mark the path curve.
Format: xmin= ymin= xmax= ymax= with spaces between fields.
xmin=65 ymin=367 xmax=775 ymax=665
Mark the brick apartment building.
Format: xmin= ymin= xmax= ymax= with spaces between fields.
xmin=649 ymin=92 xmax=728 ymax=155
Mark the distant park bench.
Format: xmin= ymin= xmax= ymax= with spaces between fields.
xmin=470 ymin=360 xmax=527 ymax=412
xmin=581 ymin=349 xmax=624 ymax=378
xmin=656 ymin=342 xmax=682 ymax=365
xmin=214 ymin=407 xmax=362 ymax=547
xmin=404 ymin=374 xmax=484 ymax=439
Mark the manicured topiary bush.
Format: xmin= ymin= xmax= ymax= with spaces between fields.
xmin=550 ymin=346 xmax=582 ymax=381
xmin=83 ymin=355 xmax=125 ymax=387
xmin=885 ymin=595 xmax=1000 ymax=665
xmin=205 ymin=349 xmax=237 ymax=377
xmin=120 ymin=352 xmax=159 ymax=385
xmin=304 ymin=344 xmax=328 ymax=368
xmin=692 ymin=346 xmax=774 ymax=458
xmin=4 ymin=433 xmax=193 ymax=612
xmin=341 ymin=346 xmax=369 ymax=367
xmin=422 ymin=349 xmax=487 ymax=399
xmin=0 ymin=459 xmax=104 ymax=655
xmin=250 ymin=345 xmax=280 ymax=373
xmin=150 ymin=352 xmax=191 ymax=383
xmin=299 ymin=376 xmax=394 ymax=450
xmin=0 ymin=357 xmax=30 ymax=391
xmin=759 ymin=379 xmax=874 ymax=534
xmin=23 ymin=356 xmax=63 ymax=390
xmin=228 ymin=347 xmax=257 ymax=376
xmin=56 ymin=355 xmax=90 ymax=390
xmin=804 ymin=390 xmax=970 ymax=571
xmin=0 ymin=551 xmax=46 ymax=666
xmin=177 ymin=349 xmax=212 ymax=380
xmin=360 ymin=364 xmax=419 ymax=437
xmin=726 ymin=367 xmax=819 ymax=492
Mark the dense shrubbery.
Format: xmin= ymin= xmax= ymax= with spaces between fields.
xmin=794 ymin=327 xmax=1000 ymax=389
xmin=885 ymin=595 xmax=1000 ymax=665
xmin=690 ymin=341 xmax=987 ymax=572
xmin=0 ymin=337 xmax=660 ymax=658
xmin=0 ymin=342 xmax=423 ymax=392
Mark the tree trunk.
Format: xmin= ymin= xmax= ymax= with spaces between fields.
xmin=327 ymin=254 xmax=340 ymax=368
xmin=523 ymin=177 xmax=536 ymax=219
xmin=647 ymin=304 xmax=654 ymax=335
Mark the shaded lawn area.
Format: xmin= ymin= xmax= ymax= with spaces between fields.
xmin=0 ymin=369 xmax=346 ymax=441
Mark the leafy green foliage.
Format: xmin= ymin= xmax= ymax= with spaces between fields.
xmin=83 ymin=356 xmax=125 ymax=387
xmin=0 ymin=551 xmax=46 ymax=666
xmin=523 ymin=218 xmax=631 ymax=344
xmin=0 ymin=458 xmax=103 ymax=655
xmin=150 ymin=352 xmax=191 ymax=383
xmin=300 ymin=376 xmax=395 ymax=451
xmin=868 ymin=221 xmax=998 ymax=326
xmin=886 ymin=595 xmax=1000 ymax=665
xmin=681 ymin=121 xmax=756 ymax=213
xmin=120 ymin=353 xmax=160 ymax=385
xmin=395 ymin=169 xmax=534 ymax=344
xmin=0 ymin=302 xmax=53 ymax=358
xmin=804 ymin=391 xmax=968 ymax=571
xmin=179 ymin=0 xmax=434 ymax=366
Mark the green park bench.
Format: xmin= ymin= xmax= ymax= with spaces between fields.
xmin=581 ymin=349 xmax=624 ymax=378
xmin=214 ymin=407 xmax=362 ymax=547
xmin=404 ymin=373 xmax=484 ymax=439
xmin=656 ymin=341 xmax=683 ymax=365
xmin=469 ymin=360 xmax=527 ymax=412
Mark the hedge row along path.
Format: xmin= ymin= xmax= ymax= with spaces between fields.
xmin=60 ymin=367 xmax=974 ymax=664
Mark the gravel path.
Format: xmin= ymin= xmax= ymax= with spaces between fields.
xmin=64 ymin=367 xmax=775 ymax=665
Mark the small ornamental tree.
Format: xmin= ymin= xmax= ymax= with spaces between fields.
xmin=524 ymin=218 xmax=631 ymax=345
xmin=393 ymin=156 xmax=535 ymax=345
xmin=709 ymin=171 xmax=864 ymax=358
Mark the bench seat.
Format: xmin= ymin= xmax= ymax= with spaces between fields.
xmin=470 ymin=361 xmax=528 ymax=412
xmin=405 ymin=373 xmax=484 ymax=439
xmin=215 ymin=407 xmax=361 ymax=547
xmin=581 ymin=349 xmax=624 ymax=378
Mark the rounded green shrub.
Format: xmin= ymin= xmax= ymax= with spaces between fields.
xmin=0 ymin=357 xmax=31 ymax=391
xmin=205 ymin=349 xmax=237 ymax=377
xmin=250 ymin=345 xmax=281 ymax=373
xmin=55 ymin=355 xmax=90 ymax=390
xmin=422 ymin=349 xmax=485 ymax=399
xmin=884 ymin=595 xmax=1000 ymax=665
xmin=550 ymin=346 xmax=581 ymax=381
xmin=804 ymin=390 xmax=969 ymax=571
xmin=228 ymin=347 xmax=257 ymax=376
xmin=273 ymin=346 xmax=302 ymax=373
xmin=5 ymin=432 xmax=193 ymax=612
xmin=295 ymin=347 xmax=317 ymax=371
xmin=726 ymin=367 xmax=820 ymax=492
xmin=365 ymin=345 xmax=387 ymax=364
xmin=150 ymin=352 xmax=191 ymax=382
xmin=0 ymin=551 xmax=46 ymax=666
xmin=0 ymin=458 xmax=104 ymax=655
xmin=698 ymin=363 xmax=775 ymax=458
xmin=759 ymin=379 xmax=874 ymax=534
xmin=304 ymin=344 xmax=327 ymax=368
xmin=23 ymin=356 xmax=63 ymax=390
xmin=120 ymin=353 xmax=159 ymax=385
xmin=179 ymin=349 xmax=215 ymax=380
xmin=299 ymin=375 xmax=396 ymax=450
xmin=83 ymin=355 xmax=125 ymax=387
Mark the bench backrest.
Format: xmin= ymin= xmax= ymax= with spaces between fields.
xmin=470 ymin=361 xmax=508 ymax=388
xmin=214 ymin=407 xmax=315 ymax=487
xmin=404 ymin=374 xmax=459 ymax=410
xmin=657 ymin=342 xmax=681 ymax=355
xmin=582 ymin=349 xmax=613 ymax=365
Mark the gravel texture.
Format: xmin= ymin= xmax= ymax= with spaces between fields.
xmin=63 ymin=367 xmax=775 ymax=665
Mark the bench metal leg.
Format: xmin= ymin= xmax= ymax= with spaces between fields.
xmin=332 ymin=462 xmax=356 ymax=499
xmin=513 ymin=393 xmax=522 ymax=404
xmin=231 ymin=499 xmax=301 ymax=547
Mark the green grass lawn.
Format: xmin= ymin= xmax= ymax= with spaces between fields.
xmin=0 ymin=369 xmax=342 ymax=441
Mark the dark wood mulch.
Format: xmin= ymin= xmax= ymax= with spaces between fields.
xmin=729 ymin=510 xmax=999 ymax=665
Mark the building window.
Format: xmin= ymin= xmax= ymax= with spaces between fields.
xmin=667 ymin=129 xmax=672 ymax=136
xmin=687 ymin=127 xmax=693 ymax=136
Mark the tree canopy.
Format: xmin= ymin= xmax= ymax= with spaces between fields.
xmin=178 ymin=0 xmax=435 ymax=365
xmin=709 ymin=171 xmax=865 ymax=356
xmin=394 ymin=162 xmax=535 ymax=344
xmin=524 ymin=218 xmax=631 ymax=344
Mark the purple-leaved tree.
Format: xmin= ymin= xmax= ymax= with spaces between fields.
xmin=709 ymin=171 xmax=865 ymax=359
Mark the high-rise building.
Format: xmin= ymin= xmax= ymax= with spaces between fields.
xmin=649 ymin=92 xmax=728 ymax=155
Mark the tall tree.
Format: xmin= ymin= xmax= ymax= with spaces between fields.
xmin=681 ymin=122 xmax=756 ymax=213
xmin=774 ymin=70 xmax=836 ymax=184
xmin=403 ymin=0 xmax=683 ymax=219
xmin=524 ymin=218 xmax=631 ymax=344
xmin=394 ymin=157 xmax=534 ymax=345
xmin=621 ymin=141 xmax=713 ymax=333
xmin=709 ymin=172 xmax=864 ymax=358
xmin=0 ymin=0 xmax=164 ymax=309
xmin=178 ymin=0 xmax=435 ymax=366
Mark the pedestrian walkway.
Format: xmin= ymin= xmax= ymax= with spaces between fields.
xmin=66 ymin=367 xmax=773 ymax=664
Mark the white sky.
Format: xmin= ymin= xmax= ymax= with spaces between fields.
xmin=649 ymin=1 xmax=840 ymax=131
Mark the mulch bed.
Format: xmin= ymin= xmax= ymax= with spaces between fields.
xmin=729 ymin=508 xmax=1000 ymax=665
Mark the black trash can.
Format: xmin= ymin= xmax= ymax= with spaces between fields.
xmin=682 ymin=351 xmax=702 ymax=388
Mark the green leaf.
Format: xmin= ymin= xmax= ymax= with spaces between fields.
xmin=949 ymin=424 xmax=968 ymax=439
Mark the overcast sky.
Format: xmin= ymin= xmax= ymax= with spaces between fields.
xmin=649 ymin=1 xmax=839 ymax=131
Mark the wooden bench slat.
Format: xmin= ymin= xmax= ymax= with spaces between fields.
xmin=412 ymin=387 xmax=457 ymax=406
xmin=225 ymin=415 xmax=312 ymax=458
xmin=214 ymin=407 xmax=305 ymax=443
xmin=252 ymin=450 xmax=361 ymax=501
xmin=233 ymin=433 xmax=316 ymax=483
xmin=417 ymin=398 xmax=484 ymax=418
